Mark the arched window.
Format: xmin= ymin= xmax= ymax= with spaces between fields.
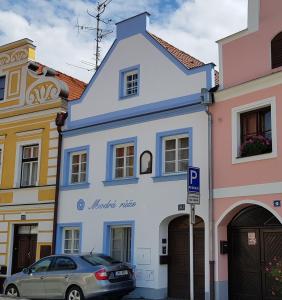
xmin=271 ymin=32 xmax=282 ymax=69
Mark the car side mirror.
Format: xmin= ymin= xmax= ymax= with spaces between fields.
xmin=22 ymin=268 xmax=30 ymax=274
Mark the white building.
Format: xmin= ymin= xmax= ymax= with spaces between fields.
xmin=57 ymin=12 xmax=216 ymax=300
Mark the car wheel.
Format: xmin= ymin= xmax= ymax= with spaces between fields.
xmin=5 ymin=284 xmax=20 ymax=297
xmin=66 ymin=286 xmax=84 ymax=300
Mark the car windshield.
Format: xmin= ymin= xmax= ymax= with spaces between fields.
xmin=81 ymin=254 xmax=121 ymax=266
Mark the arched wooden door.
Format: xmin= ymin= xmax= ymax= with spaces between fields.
xmin=228 ymin=206 xmax=282 ymax=300
xmin=168 ymin=215 xmax=205 ymax=299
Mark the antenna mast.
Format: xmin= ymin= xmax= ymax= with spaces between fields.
xmin=75 ymin=0 xmax=113 ymax=72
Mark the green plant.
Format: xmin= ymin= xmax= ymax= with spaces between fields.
xmin=265 ymin=257 xmax=282 ymax=296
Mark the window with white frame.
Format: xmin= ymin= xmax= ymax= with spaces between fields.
xmin=0 ymin=76 xmax=5 ymax=101
xmin=21 ymin=144 xmax=39 ymax=187
xmin=70 ymin=151 xmax=87 ymax=184
xmin=163 ymin=135 xmax=189 ymax=174
xmin=110 ymin=226 xmax=132 ymax=263
xmin=63 ymin=227 xmax=80 ymax=254
xmin=114 ymin=143 xmax=135 ymax=179
xmin=0 ymin=146 xmax=3 ymax=183
xmin=124 ymin=70 xmax=138 ymax=96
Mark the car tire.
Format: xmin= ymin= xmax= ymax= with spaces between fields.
xmin=5 ymin=284 xmax=20 ymax=297
xmin=66 ymin=286 xmax=84 ymax=300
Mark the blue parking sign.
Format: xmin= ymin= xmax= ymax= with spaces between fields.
xmin=188 ymin=167 xmax=200 ymax=193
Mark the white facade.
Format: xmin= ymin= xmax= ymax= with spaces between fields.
xmin=58 ymin=12 xmax=215 ymax=299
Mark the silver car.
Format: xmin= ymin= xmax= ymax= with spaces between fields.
xmin=3 ymin=253 xmax=135 ymax=300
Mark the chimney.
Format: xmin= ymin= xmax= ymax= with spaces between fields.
xmin=248 ymin=0 xmax=260 ymax=32
xmin=116 ymin=12 xmax=150 ymax=41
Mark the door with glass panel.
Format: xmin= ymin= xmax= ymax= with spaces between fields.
xmin=110 ymin=227 xmax=132 ymax=263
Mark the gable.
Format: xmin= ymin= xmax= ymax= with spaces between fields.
xmin=68 ymin=32 xmax=214 ymax=129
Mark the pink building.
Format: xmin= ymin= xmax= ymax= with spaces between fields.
xmin=211 ymin=1 xmax=282 ymax=299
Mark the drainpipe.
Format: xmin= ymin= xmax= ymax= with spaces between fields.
xmin=201 ymin=85 xmax=218 ymax=300
xmin=52 ymin=112 xmax=68 ymax=255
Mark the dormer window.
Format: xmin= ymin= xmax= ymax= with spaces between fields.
xmin=119 ymin=65 xmax=140 ymax=99
xmin=0 ymin=76 xmax=5 ymax=101
xmin=271 ymin=32 xmax=282 ymax=69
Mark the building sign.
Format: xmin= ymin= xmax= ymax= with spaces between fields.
xmin=248 ymin=232 xmax=257 ymax=246
xmin=77 ymin=199 xmax=136 ymax=211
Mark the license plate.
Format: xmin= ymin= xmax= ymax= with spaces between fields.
xmin=115 ymin=270 xmax=128 ymax=276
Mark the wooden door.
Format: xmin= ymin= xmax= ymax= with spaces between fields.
xmin=168 ymin=216 xmax=204 ymax=299
xmin=12 ymin=225 xmax=37 ymax=274
xmin=229 ymin=228 xmax=282 ymax=300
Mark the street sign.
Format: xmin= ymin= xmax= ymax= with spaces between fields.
xmin=187 ymin=192 xmax=200 ymax=205
xmin=187 ymin=167 xmax=200 ymax=205
xmin=188 ymin=167 xmax=200 ymax=193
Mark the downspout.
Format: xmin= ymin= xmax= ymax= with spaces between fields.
xmin=202 ymin=85 xmax=218 ymax=300
xmin=52 ymin=112 xmax=68 ymax=255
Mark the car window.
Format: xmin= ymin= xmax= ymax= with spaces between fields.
xmin=30 ymin=257 xmax=53 ymax=273
xmin=53 ymin=257 xmax=77 ymax=271
xmin=82 ymin=254 xmax=121 ymax=266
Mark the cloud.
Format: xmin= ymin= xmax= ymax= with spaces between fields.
xmin=0 ymin=0 xmax=248 ymax=82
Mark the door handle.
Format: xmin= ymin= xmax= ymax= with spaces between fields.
xmin=65 ymin=275 xmax=69 ymax=279
xmin=40 ymin=276 xmax=44 ymax=280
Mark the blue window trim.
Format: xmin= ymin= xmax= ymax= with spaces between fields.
xmin=55 ymin=222 xmax=83 ymax=254
xmin=61 ymin=145 xmax=90 ymax=190
xmin=119 ymin=65 xmax=140 ymax=100
xmin=154 ymin=127 xmax=193 ymax=182
xmin=104 ymin=137 xmax=138 ymax=186
xmin=103 ymin=220 xmax=135 ymax=265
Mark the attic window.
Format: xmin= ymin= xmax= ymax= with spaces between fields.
xmin=119 ymin=65 xmax=140 ymax=100
xmin=271 ymin=32 xmax=282 ymax=69
xmin=0 ymin=76 xmax=5 ymax=101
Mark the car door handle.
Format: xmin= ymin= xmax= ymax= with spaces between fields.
xmin=40 ymin=276 xmax=44 ymax=280
xmin=65 ymin=275 xmax=69 ymax=279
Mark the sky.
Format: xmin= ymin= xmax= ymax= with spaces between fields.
xmin=0 ymin=0 xmax=248 ymax=83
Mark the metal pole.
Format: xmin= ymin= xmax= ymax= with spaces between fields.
xmin=190 ymin=205 xmax=194 ymax=300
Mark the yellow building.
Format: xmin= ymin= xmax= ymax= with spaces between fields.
xmin=0 ymin=39 xmax=85 ymax=279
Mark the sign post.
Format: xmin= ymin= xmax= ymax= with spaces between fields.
xmin=187 ymin=167 xmax=200 ymax=300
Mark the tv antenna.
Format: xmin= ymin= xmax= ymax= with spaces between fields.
xmin=74 ymin=0 xmax=114 ymax=72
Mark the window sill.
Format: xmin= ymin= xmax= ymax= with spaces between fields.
xmin=119 ymin=93 xmax=139 ymax=101
xmin=232 ymin=151 xmax=277 ymax=164
xmin=103 ymin=177 xmax=139 ymax=186
xmin=152 ymin=173 xmax=187 ymax=182
xmin=60 ymin=182 xmax=90 ymax=190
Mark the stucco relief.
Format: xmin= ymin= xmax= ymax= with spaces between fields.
xmin=0 ymin=48 xmax=28 ymax=66
xmin=26 ymin=67 xmax=69 ymax=105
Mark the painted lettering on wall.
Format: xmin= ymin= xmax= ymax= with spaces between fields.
xmin=76 ymin=199 xmax=136 ymax=211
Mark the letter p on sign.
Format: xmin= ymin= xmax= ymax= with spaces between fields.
xmin=188 ymin=167 xmax=200 ymax=193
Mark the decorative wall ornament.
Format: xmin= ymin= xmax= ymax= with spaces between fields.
xmin=0 ymin=54 xmax=10 ymax=66
xmin=10 ymin=49 xmax=28 ymax=63
xmin=26 ymin=68 xmax=69 ymax=105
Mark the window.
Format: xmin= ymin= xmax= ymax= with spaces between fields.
xmin=271 ymin=32 xmax=282 ymax=69
xmin=52 ymin=257 xmax=76 ymax=270
xmin=0 ymin=146 xmax=3 ymax=183
xmin=114 ymin=143 xmax=135 ymax=179
xmin=0 ymin=76 xmax=5 ymax=101
xmin=21 ymin=144 xmax=39 ymax=187
xmin=240 ymin=106 xmax=272 ymax=157
xmin=119 ymin=65 xmax=140 ymax=99
xmin=62 ymin=146 xmax=90 ymax=189
xmin=70 ymin=151 xmax=87 ymax=184
xmin=155 ymin=128 xmax=192 ymax=180
xmin=232 ymin=97 xmax=277 ymax=163
xmin=63 ymin=227 xmax=80 ymax=254
xmin=110 ymin=226 xmax=132 ymax=263
xmin=163 ymin=135 xmax=189 ymax=174
xmin=125 ymin=71 xmax=138 ymax=96
xmin=105 ymin=137 xmax=138 ymax=185
xmin=30 ymin=257 xmax=53 ymax=273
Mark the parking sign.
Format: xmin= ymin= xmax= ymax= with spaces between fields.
xmin=187 ymin=167 xmax=200 ymax=205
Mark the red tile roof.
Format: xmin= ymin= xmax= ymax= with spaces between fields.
xmin=36 ymin=63 xmax=87 ymax=101
xmin=150 ymin=33 xmax=219 ymax=85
